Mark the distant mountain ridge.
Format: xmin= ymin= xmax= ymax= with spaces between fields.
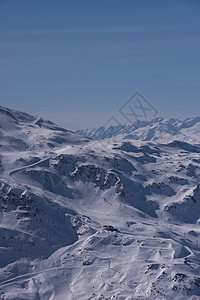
xmin=76 ymin=116 xmax=200 ymax=143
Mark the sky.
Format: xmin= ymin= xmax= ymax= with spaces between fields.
xmin=0 ymin=0 xmax=200 ymax=130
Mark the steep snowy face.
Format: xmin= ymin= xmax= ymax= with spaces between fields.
xmin=1 ymin=108 xmax=200 ymax=299
xmin=76 ymin=116 xmax=200 ymax=143
xmin=0 ymin=182 xmax=78 ymax=268
xmin=0 ymin=106 xmax=89 ymax=153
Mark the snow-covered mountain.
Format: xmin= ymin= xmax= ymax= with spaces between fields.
xmin=76 ymin=116 xmax=200 ymax=143
xmin=1 ymin=107 xmax=200 ymax=299
xmin=0 ymin=106 xmax=90 ymax=153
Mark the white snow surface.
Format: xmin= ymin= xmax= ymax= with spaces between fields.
xmin=0 ymin=106 xmax=200 ymax=299
xmin=76 ymin=116 xmax=200 ymax=143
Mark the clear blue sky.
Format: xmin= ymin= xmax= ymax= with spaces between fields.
xmin=0 ymin=0 xmax=199 ymax=129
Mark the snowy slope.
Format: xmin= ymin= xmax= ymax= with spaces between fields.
xmin=76 ymin=116 xmax=200 ymax=143
xmin=1 ymin=107 xmax=200 ymax=299
xmin=0 ymin=106 xmax=89 ymax=153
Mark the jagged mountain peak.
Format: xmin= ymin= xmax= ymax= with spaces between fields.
xmin=76 ymin=116 xmax=200 ymax=143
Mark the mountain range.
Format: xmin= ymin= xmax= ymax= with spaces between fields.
xmin=76 ymin=116 xmax=200 ymax=143
xmin=0 ymin=106 xmax=200 ymax=299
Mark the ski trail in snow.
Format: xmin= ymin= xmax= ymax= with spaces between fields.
xmin=9 ymin=145 xmax=72 ymax=177
xmin=9 ymin=158 xmax=50 ymax=176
